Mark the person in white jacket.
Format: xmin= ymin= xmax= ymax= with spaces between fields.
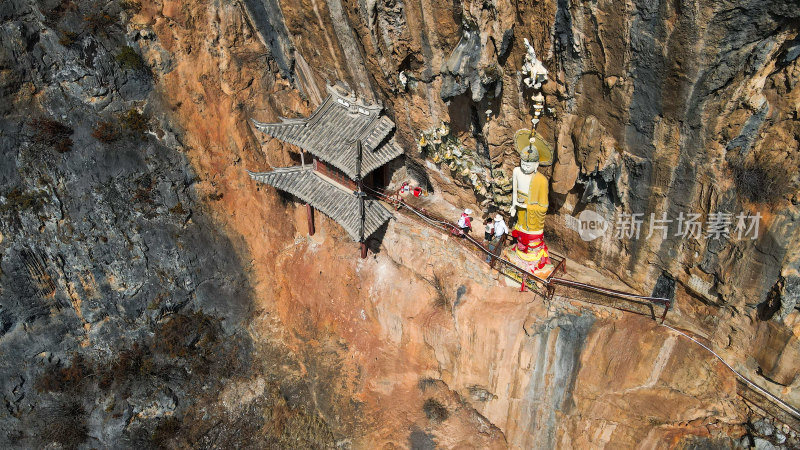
xmin=493 ymin=214 xmax=508 ymax=241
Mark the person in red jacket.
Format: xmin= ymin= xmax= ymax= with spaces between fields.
xmin=457 ymin=208 xmax=473 ymax=236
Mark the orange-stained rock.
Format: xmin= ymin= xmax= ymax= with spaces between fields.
xmin=552 ymin=113 xmax=579 ymax=194
xmin=125 ymin=0 xmax=800 ymax=446
xmin=161 ymin=1 xmax=183 ymax=21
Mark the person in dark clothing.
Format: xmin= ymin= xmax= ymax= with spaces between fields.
xmin=484 ymin=217 xmax=494 ymax=241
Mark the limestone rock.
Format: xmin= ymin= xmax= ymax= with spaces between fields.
xmin=552 ymin=113 xmax=579 ymax=194
xmin=573 ymin=115 xmax=614 ymax=175
xmin=3 ymin=0 xmax=800 ymax=447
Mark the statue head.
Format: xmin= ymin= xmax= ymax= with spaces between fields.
xmin=519 ymin=145 xmax=539 ymax=174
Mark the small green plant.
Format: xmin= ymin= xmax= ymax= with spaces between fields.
xmin=91 ymin=121 xmax=120 ymax=142
xmin=422 ymin=398 xmax=449 ymax=423
xmin=116 ymin=46 xmax=145 ymax=71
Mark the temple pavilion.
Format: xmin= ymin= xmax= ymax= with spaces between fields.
xmin=247 ymin=85 xmax=404 ymax=257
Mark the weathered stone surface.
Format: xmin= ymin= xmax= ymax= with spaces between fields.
xmin=3 ymin=0 xmax=800 ymax=447
xmin=552 ymin=113 xmax=579 ymax=194
xmin=0 ymin=2 xmax=357 ymax=448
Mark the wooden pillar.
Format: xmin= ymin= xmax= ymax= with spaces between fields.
xmin=489 ymin=235 xmax=505 ymax=269
xmin=660 ymin=301 xmax=671 ymax=324
xmin=356 ymin=139 xmax=367 ymax=260
xmin=306 ymin=204 xmax=315 ymax=236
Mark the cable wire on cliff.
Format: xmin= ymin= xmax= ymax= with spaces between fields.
xmin=661 ymin=323 xmax=800 ymax=424
xmin=361 ymin=183 xmax=800 ymax=430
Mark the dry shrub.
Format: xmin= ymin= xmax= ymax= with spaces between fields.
xmin=44 ymin=0 xmax=79 ymax=24
xmin=120 ymin=108 xmax=149 ymax=136
xmin=98 ymin=343 xmax=153 ymax=389
xmin=31 ymin=117 xmax=73 ymax=152
xmin=38 ymin=400 xmax=88 ymax=449
xmin=92 ymin=121 xmax=120 ymax=142
xmin=85 ymin=12 xmax=118 ymax=33
xmin=151 ymin=417 xmax=181 ymax=448
xmin=120 ymin=0 xmax=142 ymax=13
xmin=428 ymin=274 xmax=450 ymax=310
xmin=133 ymin=182 xmax=154 ymax=204
xmin=417 ymin=377 xmax=439 ymax=391
xmin=35 ymin=354 xmax=92 ymax=393
xmin=0 ymin=188 xmax=43 ymax=213
xmin=116 ymin=46 xmax=145 ymax=71
xmin=153 ymin=312 xmax=220 ymax=359
xmin=422 ymin=398 xmax=449 ymax=423
xmin=730 ymin=153 xmax=797 ymax=204
xmin=59 ymin=30 xmax=78 ymax=46
xmin=263 ymin=386 xmax=336 ymax=448
xmin=169 ymin=202 xmax=187 ymax=215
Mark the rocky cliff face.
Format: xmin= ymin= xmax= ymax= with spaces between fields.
xmin=0 ymin=1 xmax=356 ymax=447
xmin=1 ymin=0 xmax=799 ymax=448
xmin=237 ymin=0 xmax=800 ymax=322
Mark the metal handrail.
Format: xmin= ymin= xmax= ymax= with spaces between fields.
xmin=550 ymin=277 xmax=671 ymax=323
xmin=360 ymin=184 xmax=799 ymax=427
xmin=662 ymin=323 xmax=800 ymax=427
xmin=364 ymin=185 xmax=553 ymax=287
xmin=364 ymin=185 xmax=670 ymax=307
xmin=364 ymin=186 xmax=672 ymax=323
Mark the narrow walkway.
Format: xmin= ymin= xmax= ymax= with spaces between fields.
xmin=365 ymin=185 xmax=671 ymax=320
xmin=364 ymin=185 xmax=800 ymax=432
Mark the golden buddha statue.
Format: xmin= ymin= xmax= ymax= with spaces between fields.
xmin=507 ymin=143 xmax=553 ymax=275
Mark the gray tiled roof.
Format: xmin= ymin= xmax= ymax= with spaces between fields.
xmin=247 ymin=166 xmax=393 ymax=241
xmin=252 ymin=85 xmax=403 ymax=179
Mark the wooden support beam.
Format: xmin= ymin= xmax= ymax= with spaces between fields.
xmin=306 ymin=204 xmax=315 ymax=236
xmin=492 ymin=235 xmax=506 ymax=269
xmin=360 ymin=242 xmax=368 ymax=259
xmin=660 ymin=301 xmax=670 ymax=324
